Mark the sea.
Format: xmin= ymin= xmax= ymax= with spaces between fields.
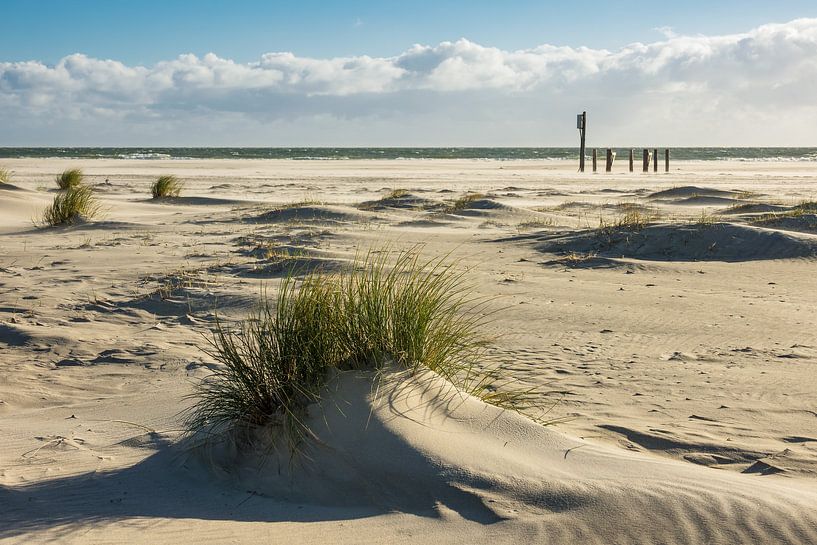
xmin=1 ymin=148 xmax=816 ymax=161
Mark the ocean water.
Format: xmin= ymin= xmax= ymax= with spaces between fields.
xmin=1 ymin=147 xmax=816 ymax=161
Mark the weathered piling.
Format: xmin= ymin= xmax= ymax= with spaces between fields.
xmin=577 ymin=111 xmax=587 ymax=172
xmin=665 ymin=148 xmax=670 ymax=172
xmin=629 ymin=149 xmax=634 ymax=172
xmin=592 ymin=149 xmax=598 ymax=172
xmin=605 ymin=148 xmax=613 ymax=172
xmin=642 ymin=149 xmax=649 ymax=173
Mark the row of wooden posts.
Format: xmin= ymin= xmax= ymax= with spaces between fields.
xmin=588 ymin=148 xmax=670 ymax=173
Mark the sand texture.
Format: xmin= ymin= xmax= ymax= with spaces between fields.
xmin=1 ymin=159 xmax=816 ymax=544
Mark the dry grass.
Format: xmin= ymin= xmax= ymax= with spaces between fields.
xmin=693 ymin=210 xmax=718 ymax=227
xmin=444 ymin=192 xmax=486 ymax=213
xmin=754 ymin=201 xmax=817 ymax=225
xmin=384 ymin=188 xmax=410 ymax=199
xmin=515 ymin=217 xmax=555 ymax=232
xmin=0 ymin=167 xmax=11 ymax=184
xmin=598 ymin=210 xmax=653 ymax=233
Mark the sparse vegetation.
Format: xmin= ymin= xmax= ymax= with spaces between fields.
xmin=384 ymin=188 xmax=410 ymax=199
xmin=151 ymin=175 xmax=184 ymax=199
xmin=0 ymin=167 xmax=11 ymax=184
xmin=723 ymin=202 xmax=760 ymax=214
xmin=794 ymin=201 xmax=817 ymax=213
xmin=40 ymin=185 xmax=100 ymax=226
xmin=516 ymin=217 xmax=555 ymax=232
xmin=273 ymin=198 xmax=326 ymax=210
xmin=444 ymin=192 xmax=486 ymax=213
xmin=55 ymin=168 xmax=84 ymax=190
xmin=598 ymin=210 xmax=653 ymax=233
xmin=187 ymin=248 xmax=541 ymax=449
xmin=735 ymin=190 xmax=761 ymax=201
xmin=556 ymin=251 xmax=598 ymax=265
xmin=693 ymin=210 xmax=717 ymax=227
xmin=754 ymin=201 xmax=817 ymax=225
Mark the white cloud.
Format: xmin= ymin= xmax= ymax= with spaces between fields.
xmin=2 ymin=18 xmax=817 ymax=145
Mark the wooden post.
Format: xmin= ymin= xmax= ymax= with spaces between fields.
xmin=592 ymin=149 xmax=597 ymax=172
xmin=665 ymin=148 xmax=670 ymax=172
xmin=605 ymin=148 xmax=613 ymax=172
xmin=642 ymin=149 xmax=649 ymax=173
xmin=653 ymin=148 xmax=658 ymax=172
xmin=629 ymin=149 xmax=634 ymax=172
xmin=577 ymin=111 xmax=586 ymax=172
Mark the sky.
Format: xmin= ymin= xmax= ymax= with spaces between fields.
xmin=2 ymin=1 xmax=817 ymax=146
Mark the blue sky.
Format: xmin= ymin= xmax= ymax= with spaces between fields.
xmin=2 ymin=1 xmax=817 ymax=146
xmin=4 ymin=0 xmax=816 ymax=64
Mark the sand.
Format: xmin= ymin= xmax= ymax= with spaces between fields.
xmin=1 ymin=158 xmax=816 ymax=544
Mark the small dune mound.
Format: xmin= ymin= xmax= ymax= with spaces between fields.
xmin=235 ymin=244 xmax=345 ymax=277
xmin=529 ymin=222 xmax=817 ymax=262
xmin=754 ymin=213 xmax=817 ymax=234
xmin=151 ymin=196 xmax=250 ymax=206
xmin=672 ymin=195 xmax=741 ymax=206
xmin=445 ymin=197 xmax=535 ymax=220
xmin=648 ymin=186 xmax=737 ymax=200
xmin=720 ymin=203 xmax=788 ymax=215
xmin=193 ymin=368 xmax=817 ymax=542
xmin=358 ymin=192 xmax=439 ymax=211
xmin=251 ymin=205 xmax=371 ymax=225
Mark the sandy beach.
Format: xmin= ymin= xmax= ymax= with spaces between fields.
xmin=1 ymin=158 xmax=816 ymax=544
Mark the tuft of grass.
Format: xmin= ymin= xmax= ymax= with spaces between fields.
xmin=516 ymin=217 xmax=555 ymax=232
xmin=598 ymin=210 xmax=653 ymax=233
xmin=55 ymin=168 xmax=84 ymax=189
xmin=0 ymin=167 xmax=11 ymax=184
xmin=384 ymin=188 xmax=410 ymax=199
xmin=693 ymin=210 xmax=717 ymax=227
xmin=444 ymin=192 xmax=486 ymax=213
xmin=723 ymin=202 xmax=759 ymax=214
xmin=188 ymin=248 xmax=541 ymax=450
xmin=151 ymin=175 xmax=184 ymax=199
xmin=794 ymin=200 xmax=817 ymax=213
xmin=40 ymin=185 xmax=100 ymax=226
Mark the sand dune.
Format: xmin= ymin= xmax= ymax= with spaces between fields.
xmin=1 ymin=158 xmax=816 ymax=544
xmin=526 ymin=222 xmax=817 ymax=262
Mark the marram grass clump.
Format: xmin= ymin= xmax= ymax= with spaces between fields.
xmin=188 ymin=249 xmax=541 ymax=447
xmin=40 ymin=185 xmax=100 ymax=226
xmin=151 ymin=175 xmax=184 ymax=199
xmin=55 ymin=168 xmax=84 ymax=189
xmin=0 ymin=167 xmax=11 ymax=184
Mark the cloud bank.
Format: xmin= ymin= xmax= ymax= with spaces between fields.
xmin=2 ymin=18 xmax=817 ymax=146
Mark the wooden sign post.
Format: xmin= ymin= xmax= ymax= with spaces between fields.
xmin=577 ymin=111 xmax=587 ymax=172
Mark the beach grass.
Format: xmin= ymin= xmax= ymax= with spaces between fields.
xmin=598 ymin=210 xmax=653 ymax=233
xmin=55 ymin=168 xmax=84 ymax=189
xmin=384 ymin=188 xmax=410 ymax=199
xmin=151 ymin=175 xmax=184 ymax=199
xmin=445 ymin=192 xmax=486 ymax=213
xmin=188 ymin=248 xmax=536 ymax=447
xmin=753 ymin=200 xmax=817 ymax=225
xmin=40 ymin=185 xmax=100 ymax=226
xmin=0 ymin=167 xmax=10 ymax=184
